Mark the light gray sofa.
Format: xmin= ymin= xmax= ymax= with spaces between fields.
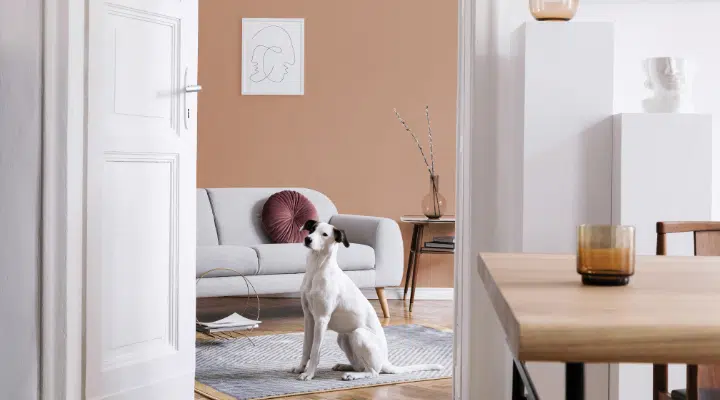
xmin=196 ymin=188 xmax=404 ymax=317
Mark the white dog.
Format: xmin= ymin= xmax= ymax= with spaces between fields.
xmin=291 ymin=219 xmax=443 ymax=381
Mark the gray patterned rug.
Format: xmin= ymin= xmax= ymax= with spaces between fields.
xmin=195 ymin=325 xmax=453 ymax=400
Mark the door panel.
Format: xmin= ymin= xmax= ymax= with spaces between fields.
xmin=102 ymin=154 xmax=179 ymax=368
xmin=106 ymin=5 xmax=182 ymax=136
xmin=86 ymin=0 xmax=198 ymax=398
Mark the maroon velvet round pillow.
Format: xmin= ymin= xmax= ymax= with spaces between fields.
xmin=261 ymin=190 xmax=319 ymax=244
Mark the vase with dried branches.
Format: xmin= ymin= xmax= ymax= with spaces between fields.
xmin=394 ymin=106 xmax=447 ymax=219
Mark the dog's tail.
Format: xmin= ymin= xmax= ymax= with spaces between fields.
xmin=381 ymin=363 xmax=444 ymax=374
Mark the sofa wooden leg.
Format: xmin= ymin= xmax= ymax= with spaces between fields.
xmin=376 ymin=288 xmax=390 ymax=318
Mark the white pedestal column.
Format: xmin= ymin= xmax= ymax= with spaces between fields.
xmin=520 ymin=21 xmax=615 ymax=254
xmin=513 ymin=21 xmax=615 ymax=400
xmin=612 ymin=113 xmax=713 ymax=400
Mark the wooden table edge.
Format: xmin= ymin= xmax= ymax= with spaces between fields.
xmin=477 ymin=252 xmax=720 ymax=365
xmin=477 ymin=253 xmax=521 ymax=358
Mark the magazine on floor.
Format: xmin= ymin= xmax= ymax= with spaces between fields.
xmin=196 ymin=312 xmax=261 ymax=333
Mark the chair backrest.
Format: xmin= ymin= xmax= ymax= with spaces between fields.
xmin=656 ymin=221 xmax=720 ymax=257
xmin=656 ymin=221 xmax=720 ymax=391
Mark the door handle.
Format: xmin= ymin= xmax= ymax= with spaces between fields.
xmin=183 ymin=67 xmax=200 ymax=130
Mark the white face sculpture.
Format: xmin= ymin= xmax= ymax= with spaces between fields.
xmin=644 ymin=57 xmax=689 ymax=94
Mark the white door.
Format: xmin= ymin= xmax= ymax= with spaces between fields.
xmin=85 ymin=0 xmax=198 ymax=398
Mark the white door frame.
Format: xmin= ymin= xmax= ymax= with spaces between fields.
xmin=40 ymin=0 xmax=485 ymax=399
xmin=42 ymin=0 xmax=86 ymax=398
xmin=453 ymin=0 xmax=476 ymax=397
xmin=454 ymin=0 xmax=499 ymax=398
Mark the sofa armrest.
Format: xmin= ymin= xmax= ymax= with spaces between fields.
xmin=329 ymin=214 xmax=404 ymax=288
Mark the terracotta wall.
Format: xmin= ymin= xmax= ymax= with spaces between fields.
xmin=198 ymin=0 xmax=457 ymax=288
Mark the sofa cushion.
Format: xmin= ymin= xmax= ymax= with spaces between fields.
xmin=197 ymin=246 xmax=259 ymax=278
xmin=251 ymin=243 xmax=375 ymax=275
xmin=204 ymin=188 xmax=338 ymax=246
xmin=261 ymin=190 xmax=318 ymax=244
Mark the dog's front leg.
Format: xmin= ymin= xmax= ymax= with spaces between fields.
xmin=291 ymin=313 xmax=314 ymax=373
xmin=298 ymin=316 xmax=329 ymax=381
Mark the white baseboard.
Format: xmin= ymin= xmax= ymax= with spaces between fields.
xmin=267 ymin=287 xmax=454 ymax=301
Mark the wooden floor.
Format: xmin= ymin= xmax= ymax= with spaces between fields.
xmin=195 ymin=297 xmax=454 ymax=400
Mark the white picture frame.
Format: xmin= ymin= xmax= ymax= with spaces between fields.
xmin=241 ymin=18 xmax=305 ymax=96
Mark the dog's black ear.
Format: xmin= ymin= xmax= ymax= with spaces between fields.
xmin=334 ymin=228 xmax=350 ymax=248
xmin=301 ymin=219 xmax=318 ymax=233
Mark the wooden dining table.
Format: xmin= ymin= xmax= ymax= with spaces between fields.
xmin=478 ymin=252 xmax=720 ymax=400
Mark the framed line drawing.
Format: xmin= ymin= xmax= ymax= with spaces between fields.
xmin=242 ymin=18 xmax=305 ymax=95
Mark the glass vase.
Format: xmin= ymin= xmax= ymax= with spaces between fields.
xmin=421 ymin=175 xmax=447 ymax=219
xmin=529 ymin=0 xmax=579 ymax=21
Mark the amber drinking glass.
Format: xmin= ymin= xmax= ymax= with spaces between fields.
xmin=529 ymin=0 xmax=579 ymax=21
xmin=577 ymin=224 xmax=635 ymax=286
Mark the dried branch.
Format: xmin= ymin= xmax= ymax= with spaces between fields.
xmin=394 ymin=108 xmax=433 ymax=175
xmin=425 ymin=105 xmax=435 ymax=175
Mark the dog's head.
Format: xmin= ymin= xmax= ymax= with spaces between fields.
xmin=301 ymin=220 xmax=349 ymax=253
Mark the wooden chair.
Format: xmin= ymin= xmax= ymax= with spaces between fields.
xmin=655 ymin=222 xmax=720 ymax=400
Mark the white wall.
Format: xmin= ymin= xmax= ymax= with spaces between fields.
xmin=470 ymin=1 xmax=718 ymax=399
xmin=494 ymin=1 xmax=720 ymax=230
xmin=0 ymin=0 xmax=42 ymax=398
xmin=574 ymin=2 xmax=720 ymax=217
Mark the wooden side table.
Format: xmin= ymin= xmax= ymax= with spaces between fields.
xmin=400 ymin=215 xmax=455 ymax=312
